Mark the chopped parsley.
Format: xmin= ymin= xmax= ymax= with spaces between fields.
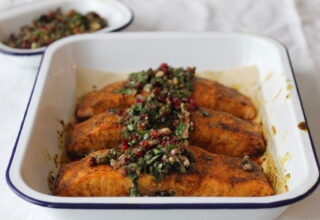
xmin=116 ymin=88 xmax=133 ymax=95
xmin=92 ymin=63 xmax=198 ymax=196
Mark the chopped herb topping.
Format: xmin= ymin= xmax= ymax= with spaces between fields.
xmin=116 ymin=88 xmax=133 ymax=95
xmin=92 ymin=64 xmax=198 ymax=196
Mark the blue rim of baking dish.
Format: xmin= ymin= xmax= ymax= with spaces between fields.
xmin=5 ymin=37 xmax=320 ymax=209
xmin=0 ymin=6 xmax=134 ymax=56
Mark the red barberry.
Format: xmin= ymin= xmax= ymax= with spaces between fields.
xmin=130 ymin=134 xmax=138 ymax=140
xmin=122 ymin=139 xmax=128 ymax=145
xmin=151 ymin=130 xmax=158 ymax=139
xmin=116 ymin=109 xmax=124 ymax=116
xmin=160 ymin=63 xmax=168 ymax=69
xmin=142 ymin=140 xmax=150 ymax=148
xmin=157 ymin=96 xmax=164 ymax=103
xmin=89 ymin=157 xmax=97 ymax=166
xmin=154 ymin=87 xmax=160 ymax=95
xmin=136 ymin=151 xmax=144 ymax=157
xmin=121 ymin=144 xmax=129 ymax=151
xmin=162 ymin=111 xmax=169 ymax=116
xmin=136 ymin=98 xmax=143 ymax=104
xmin=188 ymin=98 xmax=198 ymax=110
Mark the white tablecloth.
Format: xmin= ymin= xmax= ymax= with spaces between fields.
xmin=0 ymin=0 xmax=319 ymax=219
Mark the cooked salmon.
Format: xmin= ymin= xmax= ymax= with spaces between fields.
xmin=76 ymin=78 xmax=256 ymax=120
xmin=54 ymin=146 xmax=274 ymax=197
xmin=67 ymin=108 xmax=265 ymax=158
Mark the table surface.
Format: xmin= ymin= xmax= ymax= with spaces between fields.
xmin=0 ymin=0 xmax=319 ymax=219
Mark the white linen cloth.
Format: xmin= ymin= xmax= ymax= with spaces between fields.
xmin=0 ymin=0 xmax=319 ymax=219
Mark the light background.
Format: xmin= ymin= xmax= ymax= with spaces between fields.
xmin=0 ymin=0 xmax=319 ymax=219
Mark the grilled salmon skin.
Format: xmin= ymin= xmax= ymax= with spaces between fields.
xmin=67 ymin=108 xmax=265 ymax=158
xmin=54 ymin=146 xmax=274 ymax=197
xmin=76 ymin=78 xmax=256 ymax=120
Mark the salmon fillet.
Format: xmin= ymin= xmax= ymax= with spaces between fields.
xmin=76 ymin=78 xmax=256 ymax=120
xmin=76 ymin=81 xmax=135 ymax=121
xmin=67 ymin=108 xmax=265 ymax=158
xmin=54 ymin=146 xmax=274 ymax=197
xmin=67 ymin=111 xmax=123 ymax=158
xmin=192 ymin=78 xmax=256 ymax=120
xmin=191 ymin=109 xmax=265 ymax=157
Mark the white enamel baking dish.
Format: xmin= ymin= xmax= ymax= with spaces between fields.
xmin=0 ymin=0 xmax=133 ymax=56
xmin=6 ymin=33 xmax=319 ymax=220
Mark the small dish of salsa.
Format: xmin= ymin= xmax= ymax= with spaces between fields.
xmin=0 ymin=0 xmax=133 ymax=55
xmin=4 ymin=8 xmax=107 ymax=49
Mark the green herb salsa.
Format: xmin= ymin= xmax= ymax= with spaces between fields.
xmin=91 ymin=63 xmax=198 ymax=196
xmin=3 ymin=8 xmax=107 ymax=49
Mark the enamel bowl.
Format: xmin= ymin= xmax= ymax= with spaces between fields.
xmin=0 ymin=0 xmax=133 ymax=55
xmin=6 ymin=33 xmax=319 ymax=220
